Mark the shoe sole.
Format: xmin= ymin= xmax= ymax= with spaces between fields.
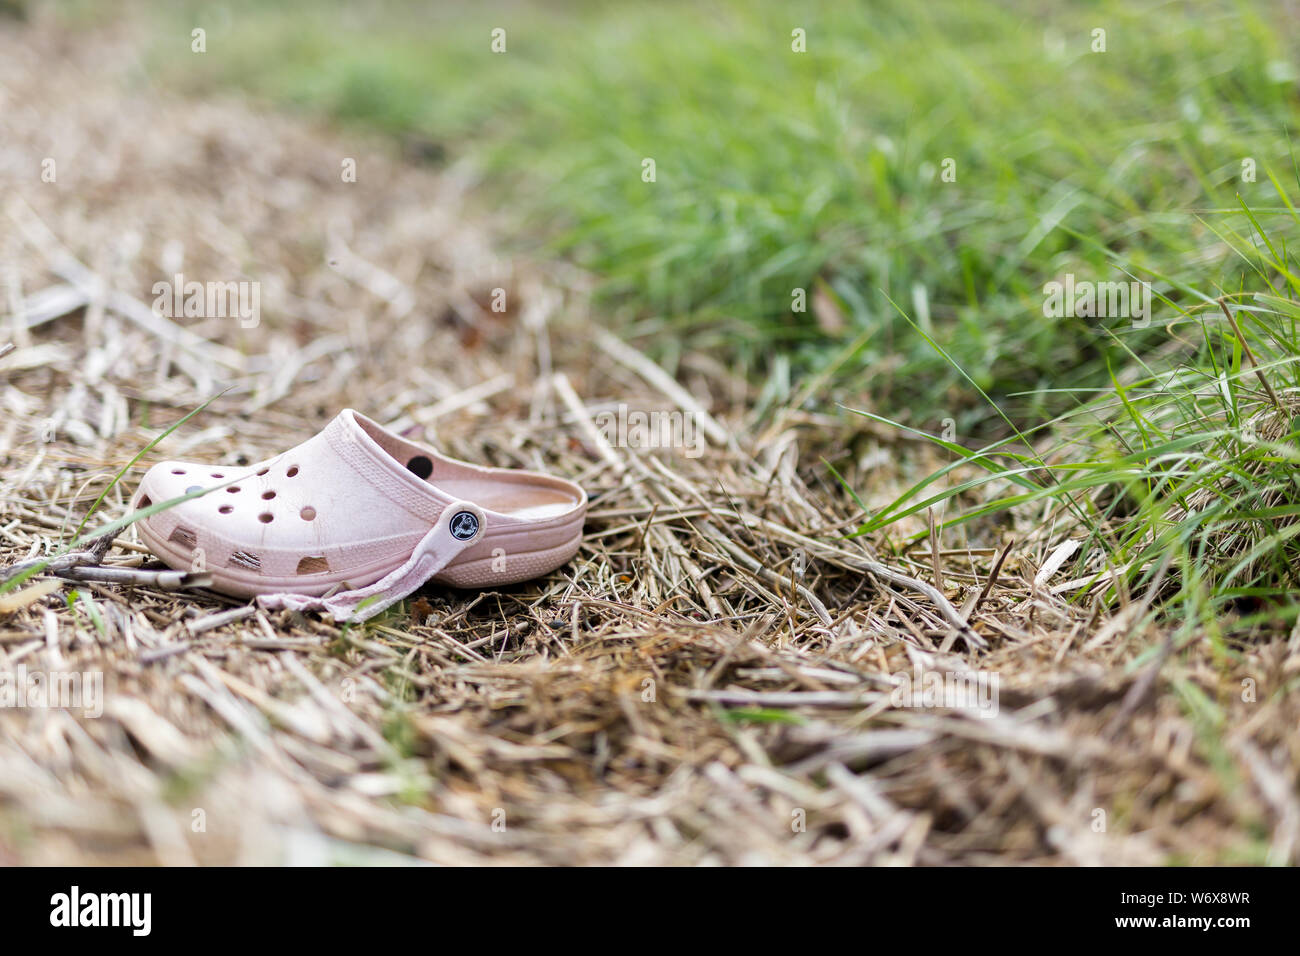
xmin=138 ymin=518 xmax=584 ymax=600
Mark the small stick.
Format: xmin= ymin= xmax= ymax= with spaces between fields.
xmin=0 ymin=527 xmax=123 ymax=586
xmin=55 ymin=566 xmax=214 ymax=589
xmin=0 ymin=549 xmax=100 ymax=582
xmin=974 ymin=539 xmax=1015 ymax=613
xmin=1219 ymin=296 xmax=1284 ymax=412
xmin=634 ymin=502 xmax=659 ymax=552
xmin=927 ymin=507 xmax=944 ymax=596
xmin=186 ymin=605 xmax=257 ymax=636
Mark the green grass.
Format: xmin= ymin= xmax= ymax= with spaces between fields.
xmin=854 ymin=180 xmax=1300 ymax=634
xmin=131 ymin=0 xmax=1300 ymax=430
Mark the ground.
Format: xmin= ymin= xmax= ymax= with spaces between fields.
xmin=1 ymin=19 xmax=1297 ymax=865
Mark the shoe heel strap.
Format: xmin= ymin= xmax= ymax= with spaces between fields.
xmin=256 ymin=501 xmax=486 ymax=623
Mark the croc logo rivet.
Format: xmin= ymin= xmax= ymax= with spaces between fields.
xmin=450 ymin=511 xmax=480 ymax=540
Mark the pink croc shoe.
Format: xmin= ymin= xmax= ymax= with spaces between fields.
xmin=130 ymin=409 xmax=587 ymax=622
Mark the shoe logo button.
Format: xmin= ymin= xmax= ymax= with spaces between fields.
xmin=450 ymin=511 xmax=479 ymax=540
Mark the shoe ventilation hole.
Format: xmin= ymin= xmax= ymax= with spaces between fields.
xmin=138 ymin=496 xmax=152 ymax=509
xmin=259 ymin=512 xmax=274 ymax=523
xmin=286 ymin=466 xmax=299 ymax=477
xmin=300 ymin=506 xmax=317 ymax=521
xmin=229 ymin=550 xmax=261 ymax=571
xmin=256 ymin=467 xmax=269 ymax=476
xmin=211 ymin=473 xmax=224 ymax=478
xmin=406 ymin=455 xmax=433 ymax=480
xmin=262 ymin=490 xmax=276 ymax=500
xmin=171 ymin=469 xmax=186 ymax=475
xmin=168 ymin=526 xmax=198 ymax=549
xmin=218 ymin=505 xmax=234 ymax=514
xmin=296 ymin=555 xmax=330 ymax=575
xmin=227 ymin=486 xmax=240 ymax=493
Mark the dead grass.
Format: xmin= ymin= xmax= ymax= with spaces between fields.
xmin=0 ymin=20 xmax=1296 ymax=865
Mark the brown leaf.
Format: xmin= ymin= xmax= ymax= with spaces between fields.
xmin=410 ymin=596 xmax=435 ymax=625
